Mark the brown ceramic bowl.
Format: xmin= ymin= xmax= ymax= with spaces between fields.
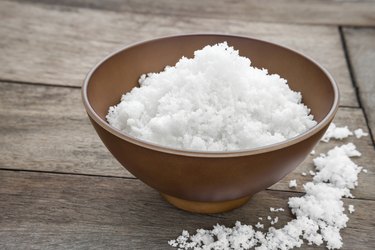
xmin=82 ymin=34 xmax=339 ymax=214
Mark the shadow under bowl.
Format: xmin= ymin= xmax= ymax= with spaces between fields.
xmin=82 ymin=34 xmax=339 ymax=213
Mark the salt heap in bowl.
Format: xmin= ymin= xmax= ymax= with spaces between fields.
xmin=106 ymin=42 xmax=317 ymax=151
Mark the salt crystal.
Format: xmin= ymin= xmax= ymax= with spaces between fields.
xmin=310 ymin=150 xmax=316 ymax=155
xmin=289 ymin=179 xmax=297 ymax=188
xmin=354 ymin=128 xmax=368 ymax=139
xmin=270 ymin=217 xmax=279 ymax=225
xmin=107 ymin=42 xmax=317 ymax=151
xmin=255 ymin=222 xmax=264 ymax=229
xmin=270 ymin=207 xmax=284 ymax=212
xmin=301 ymin=172 xmax=307 ymax=176
xmin=321 ymin=123 xmax=353 ymax=142
xmin=309 ymin=170 xmax=316 ymax=176
xmin=363 ymin=169 xmax=368 ymax=173
xmin=348 ymin=205 xmax=355 ymax=214
xmin=169 ymin=143 xmax=363 ymax=250
xmin=258 ymin=217 xmax=263 ymax=220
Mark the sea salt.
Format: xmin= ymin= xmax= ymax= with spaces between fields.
xmin=309 ymin=170 xmax=316 ymax=176
xmin=363 ymin=169 xmax=368 ymax=173
xmin=107 ymin=42 xmax=317 ymax=151
xmin=321 ymin=123 xmax=353 ymax=142
xmin=169 ymin=143 xmax=363 ymax=250
xmin=270 ymin=217 xmax=279 ymax=225
xmin=313 ymin=143 xmax=362 ymax=189
xmin=270 ymin=207 xmax=285 ymax=212
xmin=354 ymin=128 xmax=368 ymax=139
xmin=255 ymin=222 xmax=264 ymax=229
xmin=348 ymin=205 xmax=355 ymax=214
xmin=310 ymin=150 xmax=316 ymax=155
xmin=301 ymin=172 xmax=307 ymax=176
xmin=289 ymin=179 xmax=297 ymax=188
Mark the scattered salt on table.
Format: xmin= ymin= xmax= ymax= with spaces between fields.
xmin=321 ymin=123 xmax=353 ymax=142
xmin=169 ymin=143 xmax=364 ymax=250
xmin=354 ymin=128 xmax=368 ymax=139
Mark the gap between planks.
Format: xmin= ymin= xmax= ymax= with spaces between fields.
xmin=338 ymin=26 xmax=375 ymax=147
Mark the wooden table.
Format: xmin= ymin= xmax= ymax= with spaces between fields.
xmin=1 ymin=1 xmax=374 ymax=249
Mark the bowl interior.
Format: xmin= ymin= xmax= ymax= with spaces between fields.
xmin=86 ymin=35 xmax=336 ymax=140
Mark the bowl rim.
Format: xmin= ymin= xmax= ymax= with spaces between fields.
xmin=82 ymin=33 xmax=340 ymax=158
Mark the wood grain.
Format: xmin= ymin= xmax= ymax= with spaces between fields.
xmin=1 ymin=82 xmax=374 ymax=199
xmin=18 ymin=0 xmax=375 ymax=27
xmin=343 ymin=28 xmax=375 ymax=142
xmin=0 ymin=170 xmax=374 ymax=249
xmin=0 ymin=0 xmax=357 ymax=106
xmin=0 ymin=82 xmax=130 ymax=178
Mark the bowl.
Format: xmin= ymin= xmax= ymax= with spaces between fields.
xmin=82 ymin=34 xmax=339 ymax=214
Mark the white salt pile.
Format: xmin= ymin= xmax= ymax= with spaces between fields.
xmin=168 ymin=143 xmax=363 ymax=250
xmin=107 ymin=42 xmax=317 ymax=151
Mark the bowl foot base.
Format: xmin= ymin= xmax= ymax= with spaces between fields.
xmin=160 ymin=193 xmax=251 ymax=214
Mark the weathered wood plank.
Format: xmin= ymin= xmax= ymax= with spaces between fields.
xmin=18 ymin=0 xmax=375 ymax=27
xmin=343 ymin=28 xmax=375 ymax=142
xmin=0 ymin=170 xmax=374 ymax=249
xmin=1 ymin=82 xmax=374 ymax=199
xmin=0 ymin=82 xmax=131 ymax=178
xmin=0 ymin=0 xmax=357 ymax=106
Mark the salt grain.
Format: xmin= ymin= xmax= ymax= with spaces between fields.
xmin=301 ymin=172 xmax=307 ymax=176
xmin=348 ymin=205 xmax=355 ymax=214
xmin=309 ymin=170 xmax=316 ymax=176
xmin=107 ymin=42 xmax=317 ymax=151
xmin=354 ymin=128 xmax=368 ymax=139
xmin=363 ymin=169 xmax=368 ymax=173
xmin=255 ymin=222 xmax=264 ymax=229
xmin=270 ymin=217 xmax=279 ymax=225
xmin=270 ymin=207 xmax=285 ymax=212
xmin=289 ymin=179 xmax=297 ymax=188
xmin=321 ymin=123 xmax=353 ymax=142
xmin=169 ymin=143 xmax=364 ymax=250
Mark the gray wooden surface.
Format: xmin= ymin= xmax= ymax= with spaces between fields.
xmin=18 ymin=0 xmax=375 ymax=26
xmin=0 ymin=1 xmax=357 ymax=106
xmin=343 ymin=28 xmax=375 ymax=142
xmin=1 ymin=170 xmax=374 ymax=250
xmin=0 ymin=0 xmax=374 ymax=249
